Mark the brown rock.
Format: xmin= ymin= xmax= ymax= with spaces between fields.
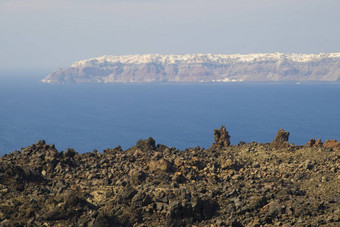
xmin=64 ymin=148 xmax=77 ymax=158
xmin=36 ymin=140 xmax=46 ymax=146
xmin=315 ymin=138 xmax=323 ymax=147
xmin=212 ymin=125 xmax=231 ymax=148
xmin=149 ymin=158 xmax=172 ymax=172
xmin=93 ymin=213 xmax=120 ymax=227
xmin=271 ymin=129 xmax=290 ymax=148
xmin=306 ymin=138 xmax=316 ymax=147
xmin=221 ymin=159 xmax=243 ymax=171
xmin=136 ymin=137 xmax=156 ymax=151
xmin=306 ymin=138 xmax=323 ymax=147
xmin=129 ymin=170 xmax=146 ymax=185
xmin=260 ymin=201 xmax=282 ymax=220
xmin=323 ymin=139 xmax=340 ymax=150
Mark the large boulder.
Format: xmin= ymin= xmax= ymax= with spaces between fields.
xmin=212 ymin=125 xmax=231 ymax=148
xmin=136 ymin=137 xmax=156 ymax=151
xmin=149 ymin=158 xmax=172 ymax=172
xmin=271 ymin=129 xmax=290 ymax=148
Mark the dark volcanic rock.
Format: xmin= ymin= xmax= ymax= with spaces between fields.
xmin=0 ymin=163 xmax=44 ymax=190
xmin=271 ymin=129 xmax=290 ymax=148
xmin=149 ymin=158 xmax=172 ymax=173
xmin=136 ymin=137 xmax=156 ymax=151
xmin=93 ymin=213 xmax=120 ymax=227
xmin=0 ymin=128 xmax=339 ymax=226
xmin=64 ymin=148 xmax=77 ymax=158
xmin=212 ymin=125 xmax=231 ymax=148
xmin=307 ymin=138 xmax=324 ymax=147
xmin=306 ymin=138 xmax=316 ymax=147
xmin=324 ymin=139 xmax=340 ymax=151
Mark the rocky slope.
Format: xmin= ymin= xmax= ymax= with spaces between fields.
xmin=1 ymin=127 xmax=339 ymax=226
xmin=41 ymin=53 xmax=340 ymax=84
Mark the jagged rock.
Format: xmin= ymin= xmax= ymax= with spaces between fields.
xmin=148 ymin=158 xmax=172 ymax=172
xmin=119 ymin=186 xmax=138 ymax=204
xmin=129 ymin=170 xmax=146 ymax=185
xmin=306 ymin=138 xmax=316 ymax=147
xmin=260 ymin=201 xmax=282 ymax=222
xmin=0 ymin=163 xmax=44 ymax=189
xmin=63 ymin=192 xmax=94 ymax=210
xmin=131 ymin=191 xmax=152 ymax=208
xmin=36 ymin=140 xmax=46 ymax=146
xmin=307 ymin=138 xmax=324 ymax=147
xmin=212 ymin=125 xmax=230 ymax=148
xmin=324 ymin=139 xmax=340 ymax=150
xmin=307 ymin=138 xmax=317 ymax=147
xmin=64 ymin=148 xmax=77 ymax=158
xmin=93 ymin=213 xmax=120 ymax=227
xmin=271 ymin=129 xmax=290 ymax=148
xmin=315 ymin=138 xmax=323 ymax=147
xmin=136 ymin=137 xmax=156 ymax=151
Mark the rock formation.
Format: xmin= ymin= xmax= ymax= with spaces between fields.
xmin=212 ymin=125 xmax=231 ymax=148
xmin=41 ymin=53 xmax=340 ymax=84
xmin=271 ymin=129 xmax=290 ymax=148
xmin=0 ymin=128 xmax=339 ymax=226
xmin=306 ymin=138 xmax=323 ymax=147
xmin=323 ymin=139 xmax=340 ymax=151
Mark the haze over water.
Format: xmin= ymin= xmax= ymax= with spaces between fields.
xmin=0 ymin=74 xmax=339 ymax=155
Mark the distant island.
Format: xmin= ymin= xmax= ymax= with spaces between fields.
xmin=41 ymin=53 xmax=340 ymax=84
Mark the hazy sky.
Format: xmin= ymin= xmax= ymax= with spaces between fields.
xmin=0 ymin=0 xmax=339 ymax=70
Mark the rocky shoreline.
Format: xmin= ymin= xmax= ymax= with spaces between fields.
xmin=0 ymin=127 xmax=339 ymax=226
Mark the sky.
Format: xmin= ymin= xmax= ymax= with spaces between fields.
xmin=0 ymin=0 xmax=340 ymax=71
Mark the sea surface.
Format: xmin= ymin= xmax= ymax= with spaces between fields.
xmin=0 ymin=72 xmax=339 ymax=155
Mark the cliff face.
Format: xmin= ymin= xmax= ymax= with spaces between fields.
xmin=41 ymin=53 xmax=340 ymax=84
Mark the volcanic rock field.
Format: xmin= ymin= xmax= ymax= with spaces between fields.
xmin=0 ymin=127 xmax=339 ymax=226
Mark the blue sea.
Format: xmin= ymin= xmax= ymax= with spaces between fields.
xmin=1 ymin=72 xmax=339 ymax=155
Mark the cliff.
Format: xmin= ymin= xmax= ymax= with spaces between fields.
xmin=1 ymin=127 xmax=339 ymax=226
xmin=41 ymin=53 xmax=340 ymax=84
